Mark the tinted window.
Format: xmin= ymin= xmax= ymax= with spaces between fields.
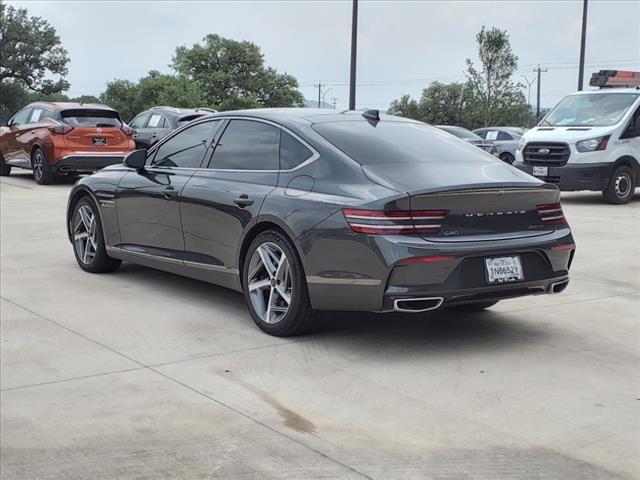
xmin=11 ymin=108 xmax=32 ymax=126
xmin=147 ymin=113 xmax=166 ymax=128
xmin=497 ymin=131 xmax=513 ymax=141
xmin=439 ymin=126 xmax=483 ymax=140
xmin=210 ymin=120 xmax=279 ymax=170
xmin=130 ymin=113 xmax=150 ymax=129
xmin=314 ymin=120 xmax=482 ymax=165
xmin=61 ymin=109 xmax=122 ymax=127
xmin=151 ymin=120 xmax=221 ymax=168
xmin=280 ymin=131 xmax=313 ymax=170
xmin=475 ymin=130 xmax=488 ymax=139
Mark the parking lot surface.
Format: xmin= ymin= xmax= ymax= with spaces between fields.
xmin=1 ymin=172 xmax=638 ymax=479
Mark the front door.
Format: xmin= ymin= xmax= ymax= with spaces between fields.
xmin=115 ymin=119 xmax=221 ymax=260
xmin=4 ymin=107 xmax=33 ymax=166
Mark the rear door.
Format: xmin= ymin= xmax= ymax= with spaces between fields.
xmin=180 ymin=118 xmax=280 ymax=272
xmin=60 ymin=109 xmax=130 ymax=154
xmin=129 ymin=112 xmax=151 ymax=149
xmin=134 ymin=113 xmax=171 ymax=149
xmin=115 ymin=120 xmax=220 ymax=260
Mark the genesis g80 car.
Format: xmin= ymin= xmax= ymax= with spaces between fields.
xmin=66 ymin=109 xmax=575 ymax=336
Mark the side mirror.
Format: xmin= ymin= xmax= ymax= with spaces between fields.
xmin=124 ymin=149 xmax=147 ymax=170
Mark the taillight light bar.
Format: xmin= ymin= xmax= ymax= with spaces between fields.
xmin=536 ymin=202 xmax=568 ymax=226
xmin=47 ymin=125 xmax=74 ymax=135
xmin=343 ymin=209 xmax=447 ymax=235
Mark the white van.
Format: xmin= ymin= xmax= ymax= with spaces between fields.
xmin=514 ymin=74 xmax=640 ymax=204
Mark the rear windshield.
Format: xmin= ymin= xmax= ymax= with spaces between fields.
xmin=61 ymin=109 xmax=122 ymax=127
xmin=313 ymin=120 xmax=460 ymax=165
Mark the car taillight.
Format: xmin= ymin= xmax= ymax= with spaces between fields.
xmin=121 ymin=125 xmax=135 ymax=136
xmin=537 ymin=202 xmax=568 ymax=226
xmin=48 ymin=125 xmax=73 ymax=135
xmin=342 ymin=209 xmax=447 ymax=235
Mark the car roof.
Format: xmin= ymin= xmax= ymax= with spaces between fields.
xmin=570 ymin=88 xmax=640 ymax=95
xmin=29 ymin=101 xmax=115 ymax=111
xmin=195 ymin=108 xmax=422 ymax=130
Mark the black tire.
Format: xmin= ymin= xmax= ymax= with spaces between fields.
xmin=242 ymin=229 xmax=320 ymax=337
xmin=0 ymin=152 xmax=11 ymax=176
xmin=31 ymin=148 xmax=55 ymax=185
xmin=71 ymin=197 xmax=122 ymax=273
xmin=452 ymin=300 xmax=499 ymax=312
xmin=603 ymin=165 xmax=635 ymax=205
xmin=499 ymin=152 xmax=515 ymax=164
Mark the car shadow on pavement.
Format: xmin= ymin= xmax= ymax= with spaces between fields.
xmin=117 ymin=262 xmax=552 ymax=356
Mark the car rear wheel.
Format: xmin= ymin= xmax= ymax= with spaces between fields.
xmin=603 ymin=166 xmax=635 ymax=204
xmin=31 ymin=148 xmax=55 ymax=185
xmin=499 ymin=152 xmax=515 ymax=164
xmin=243 ymin=230 xmax=319 ymax=336
xmin=452 ymin=300 xmax=499 ymax=312
xmin=71 ymin=197 xmax=122 ymax=273
xmin=0 ymin=153 xmax=10 ymax=176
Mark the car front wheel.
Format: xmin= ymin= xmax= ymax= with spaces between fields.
xmin=243 ymin=230 xmax=319 ymax=336
xmin=71 ymin=197 xmax=122 ymax=273
xmin=603 ymin=165 xmax=635 ymax=204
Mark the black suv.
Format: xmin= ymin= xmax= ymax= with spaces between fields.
xmin=129 ymin=106 xmax=216 ymax=149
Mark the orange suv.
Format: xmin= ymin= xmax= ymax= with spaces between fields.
xmin=0 ymin=102 xmax=135 ymax=184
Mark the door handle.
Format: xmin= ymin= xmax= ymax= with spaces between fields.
xmin=162 ymin=186 xmax=177 ymax=200
xmin=234 ymin=194 xmax=254 ymax=207
xmin=151 ymin=132 xmax=158 ymax=138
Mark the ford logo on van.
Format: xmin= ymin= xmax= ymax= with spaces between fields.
xmin=538 ymin=148 xmax=550 ymax=155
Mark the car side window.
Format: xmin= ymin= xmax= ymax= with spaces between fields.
xmin=485 ymin=130 xmax=499 ymax=141
xmin=621 ymin=106 xmax=640 ymax=139
xmin=150 ymin=120 xmax=221 ymax=168
xmin=29 ymin=108 xmax=44 ymax=123
xmin=475 ymin=130 xmax=487 ymax=139
xmin=130 ymin=113 xmax=150 ymax=129
xmin=280 ymin=131 xmax=313 ymax=170
xmin=147 ymin=113 xmax=166 ymax=128
xmin=497 ymin=131 xmax=513 ymax=141
xmin=209 ymin=120 xmax=279 ymax=170
xmin=11 ymin=108 xmax=32 ymax=126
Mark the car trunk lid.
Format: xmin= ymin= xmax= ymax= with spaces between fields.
xmin=60 ymin=109 xmax=130 ymax=149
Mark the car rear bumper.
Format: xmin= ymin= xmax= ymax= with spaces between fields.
xmin=302 ymin=212 xmax=575 ymax=312
xmin=53 ymin=154 xmax=126 ymax=173
xmin=514 ymin=161 xmax=612 ymax=191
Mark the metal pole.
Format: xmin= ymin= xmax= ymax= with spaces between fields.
xmin=349 ymin=0 xmax=358 ymax=110
xmin=577 ymin=0 xmax=588 ymax=90
xmin=536 ymin=66 xmax=541 ymax=121
xmin=318 ymin=82 xmax=321 ymax=108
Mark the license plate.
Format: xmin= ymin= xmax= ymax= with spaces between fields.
xmin=92 ymin=137 xmax=107 ymax=146
xmin=532 ymin=166 xmax=548 ymax=177
xmin=485 ymin=256 xmax=524 ymax=284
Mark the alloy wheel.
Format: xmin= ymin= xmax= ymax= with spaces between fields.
xmin=247 ymin=242 xmax=292 ymax=324
xmin=33 ymin=151 xmax=44 ymax=182
xmin=615 ymin=172 xmax=631 ymax=199
xmin=73 ymin=205 xmax=98 ymax=265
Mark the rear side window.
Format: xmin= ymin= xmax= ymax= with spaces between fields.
xmin=147 ymin=113 xmax=166 ymax=128
xmin=280 ymin=131 xmax=313 ymax=170
xmin=61 ymin=109 xmax=122 ymax=127
xmin=209 ymin=120 xmax=279 ymax=170
xmin=151 ymin=120 xmax=221 ymax=168
xmin=314 ymin=120 xmax=464 ymax=165
xmin=29 ymin=108 xmax=44 ymax=123
xmin=130 ymin=113 xmax=150 ymax=129
xmin=497 ymin=131 xmax=513 ymax=141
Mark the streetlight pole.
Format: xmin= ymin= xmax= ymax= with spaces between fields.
xmin=520 ymin=75 xmax=537 ymax=127
xmin=577 ymin=0 xmax=589 ymax=90
xmin=349 ymin=0 xmax=358 ymax=110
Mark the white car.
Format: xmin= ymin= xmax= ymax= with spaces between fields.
xmin=514 ymin=84 xmax=640 ymax=204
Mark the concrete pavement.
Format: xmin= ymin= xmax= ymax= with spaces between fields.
xmin=1 ymin=171 xmax=639 ymax=479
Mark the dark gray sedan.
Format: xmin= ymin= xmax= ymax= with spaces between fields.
xmin=66 ymin=109 xmax=574 ymax=336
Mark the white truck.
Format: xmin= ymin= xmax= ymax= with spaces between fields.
xmin=514 ymin=70 xmax=640 ymax=204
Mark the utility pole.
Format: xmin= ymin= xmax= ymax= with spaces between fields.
xmin=348 ymin=0 xmax=358 ymax=110
xmin=314 ymin=81 xmax=324 ymax=108
xmin=534 ymin=65 xmax=548 ymax=122
xmin=520 ymin=74 xmax=537 ymax=127
xmin=331 ymin=97 xmax=338 ymax=109
xmin=577 ymin=0 xmax=588 ymax=90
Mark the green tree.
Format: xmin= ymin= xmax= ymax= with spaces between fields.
xmin=0 ymin=2 xmax=69 ymax=94
xmin=172 ymin=34 xmax=304 ymax=109
xmin=99 ymin=79 xmax=143 ymax=121
xmin=465 ymin=26 xmax=522 ymax=127
xmin=418 ymin=82 xmax=475 ymax=127
xmin=387 ymin=94 xmax=420 ymax=119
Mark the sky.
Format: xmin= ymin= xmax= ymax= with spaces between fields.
xmin=8 ymin=0 xmax=640 ymax=111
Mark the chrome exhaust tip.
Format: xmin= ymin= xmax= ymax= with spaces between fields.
xmin=549 ymin=279 xmax=569 ymax=294
xmin=393 ymin=297 xmax=444 ymax=313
